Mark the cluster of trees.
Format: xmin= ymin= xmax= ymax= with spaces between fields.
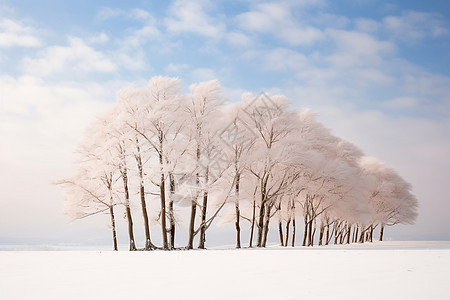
xmin=58 ymin=77 xmax=418 ymax=251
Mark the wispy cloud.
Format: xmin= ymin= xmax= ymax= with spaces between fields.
xmin=23 ymin=36 xmax=116 ymax=77
xmin=165 ymin=0 xmax=226 ymax=38
xmin=383 ymin=11 xmax=448 ymax=41
xmin=236 ymin=2 xmax=325 ymax=46
xmin=0 ymin=18 xmax=42 ymax=47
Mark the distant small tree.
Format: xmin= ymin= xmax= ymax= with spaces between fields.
xmin=57 ymin=118 xmax=123 ymax=251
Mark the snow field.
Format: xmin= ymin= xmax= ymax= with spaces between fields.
xmin=1 ymin=243 xmax=449 ymax=300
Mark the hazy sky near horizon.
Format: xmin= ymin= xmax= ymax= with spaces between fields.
xmin=1 ymin=0 xmax=449 ymax=246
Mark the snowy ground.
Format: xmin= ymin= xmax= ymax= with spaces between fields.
xmin=1 ymin=241 xmax=449 ymax=300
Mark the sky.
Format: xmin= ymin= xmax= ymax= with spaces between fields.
xmin=1 ymin=0 xmax=449 ymax=247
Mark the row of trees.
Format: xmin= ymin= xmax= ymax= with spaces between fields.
xmin=58 ymin=77 xmax=418 ymax=250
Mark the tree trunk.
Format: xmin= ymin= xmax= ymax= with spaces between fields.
xmin=284 ymin=219 xmax=290 ymax=247
xmin=334 ymin=227 xmax=339 ymax=245
xmin=261 ymin=203 xmax=271 ymax=247
xmin=346 ymin=223 xmax=351 ymax=244
xmin=307 ymin=220 xmax=313 ymax=247
xmin=358 ymin=226 xmax=365 ymax=243
xmin=198 ymin=191 xmax=208 ymax=249
xmin=318 ymin=224 xmax=324 ymax=246
xmin=235 ymin=202 xmax=241 ymax=248
xmin=168 ymin=199 xmax=175 ymax=249
xmin=278 ymin=220 xmax=284 ymax=246
xmin=168 ymin=173 xmax=175 ymax=249
xmin=135 ymin=140 xmax=154 ymax=250
xmin=159 ymin=172 xmax=168 ymax=249
xmin=325 ymin=224 xmax=330 ymax=245
xmin=187 ymin=145 xmax=201 ymax=250
xmin=302 ymin=216 xmax=308 ymax=247
xmin=125 ymin=205 xmax=136 ymax=251
xmin=122 ymin=170 xmax=136 ymax=251
xmin=379 ymin=224 xmax=384 ymax=241
xmin=257 ymin=199 xmax=265 ymax=247
xmin=140 ymin=182 xmax=154 ymax=250
xmin=187 ymin=200 xmax=197 ymax=250
xmin=235 ymin=173 xmax=241 ymax=249
xmin=109 ymin=205 xmax=118 ymax=251
xmin=291 ymin=218 xmax=296 ymax=247
xmin=249 ymin=197 xmax=256 ymax=248
xmin=356 ymin=226 xmax=360 ymax=243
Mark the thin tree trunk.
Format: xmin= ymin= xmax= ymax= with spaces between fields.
xmin=198 ymin=166 xmax=209 ymax=249
xmin=235 ymin=173 xmax=241 ymax=249
xmin=278 ymin=220 xmax=284 ymax=246
xmin=379 ymin=224 xmax=384 ymax=241
xmin=168 ymin=173 xmax=175 ymax=249
xmin=334 ymin=226 xmax=339 ymax=245
xmin=302 ymin=216 xmax=308 ymax=247
xmin=187 ymin=145 xmax=201 ymax=250
xmin=318 ymin=224 xmax=324 ymax=246
xmin=159 ymin=172 xmax=168 ymax=249
xmin=307 ymin=220 xmax=313 ymax=247
xmin=109 ymin=205 xmax=118 ymax=251
xmin=325 ymin=224 xmax=330 ymax=245
xmin=261 ymin=203 xmax=271 ymax=247
xmin=198 ymin=191 xmax=208 ymax=249
xmin=135 ymin=140 xmax=154 ymax=250
xmin=346 ymin=223 xmax=351 ymax=244
xmin=257 ymin=198 xmax=265 ymax=247
xmin=187 ymin=200 xmax=196 ymax=249
xmin=358 ymin=226 xmax=365 ymax=243
xmin=122 ymin=170 xmax=136 ymax=251
xmin=125 ymin=205 xmax=136 ymax=251
xmin=249 ymin=197 xmax=256 ymax=248
xmin=140 ymin=181 xmax=154 ymax=250
xmin=291 ymin=201 xmax=296 ymax=247
xmin=158 ymin=133 xmax=168 ymax=249
xmin=291 ymin=217 xmax=296 ymax=247
xmin=351 ymin=225 xmax=356 ymax=243
xmin=284 ymin=219 xmax=290 ymax=247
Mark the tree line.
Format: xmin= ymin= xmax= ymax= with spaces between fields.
xmin=57 ymin=77 xmax=418 ymax=250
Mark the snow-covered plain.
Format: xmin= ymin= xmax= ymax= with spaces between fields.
xmin=1 ymin=241 xmax=449 ymax=300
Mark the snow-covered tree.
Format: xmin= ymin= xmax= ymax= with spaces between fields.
xmin=59 ymin=77 xmax=418 ymax=250
xmin=129 ymin=76 xmax=185 ymax=250
xmin=359 ymin=157 xmax=418 ymax=241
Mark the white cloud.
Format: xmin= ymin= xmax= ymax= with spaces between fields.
xmin=382 ymin=97 xmax=423 ymax=109
xmin=87 ymin=32 xmax=109 ymax=44
xmin=226 ymin=32 xmax=252 ymax=47
xmin=354 ymin=18 xmax=380 ymax=33
xmin=383 ymin=11 xmax=448 ymax=41
xmin=23 ymin=36 xmax=117 ymax=77
xmin=96 ymin=7 xmax=156 ymax=23
xmin=263 ymin=48 xmax=309 ymax=71
xmin=165 ymin=0 xmax=226 ymax=38
xmin=95 ymin=7 xmax=122 ymax=21
xmin=0 ymin=18 xmax=42 ymax=47
xmin=236 ymin=2 xmax=324 ymax=46
xmin=190 ymin=67 xmax=216 ymax=82
xmin=124 ymin=25 xmax=161 ymax=47
xmin=326 ymin=29 xmax=396 ymax=68
xmin=164 ymin=63 xmax=189 ymax=74
xmin=128 ymin=8 xmax=153 ymax=21
xmin=99 ymin=8 xmax=161 ymax=71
